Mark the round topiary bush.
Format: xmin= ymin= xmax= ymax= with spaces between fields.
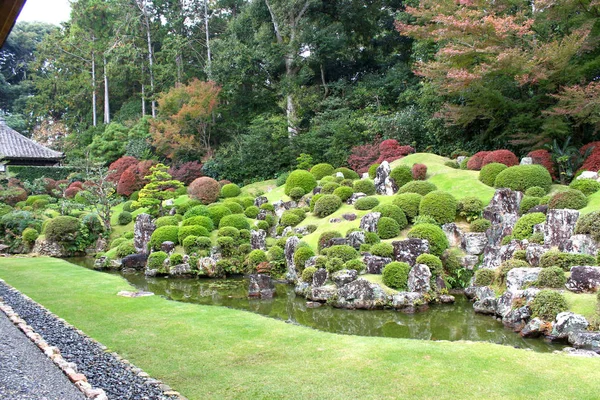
xmin=412 ymin=163 xmax=427 ymax=180
xmin=207 ymin=205 xmax=232 ymax=226
xmin=407 ymin=223 xmax=449 ymax=257
xmin=181 ymin=215 xmax=214 ymax=231
xmin=155 ymin=216 xmax=180 ymax=228
xmin=188 ymin=177 xmax=221 ymax=204
xmin=246 ymin=249 xmax=267 ymax=271
xmin=148 ymin=251 xmax=168 ymax=270
xmin=575 ymin=210 xmax=600 ymax=242
xmin=390 ymin=165 xmax=413 ymax=188
xmin=392 ymin=193 xmax=422 ymax=220
xmin=415 ymin=253 xmax=443 ymax=276
xmin=302 ymin=266 xmax=317 ymax=282
xmin=45 ymin=216 xmax=80 ymax=243
xmin=519 ymin=196 xmax=541 ymax=214
xmin=116 ymin=241 xmax=136 ymax=258
xmin=354 ymin=196 xmax=379 ymax=210
xmin=314 ymin=194 xmax=342 ymax=218
xmin=382 ymin=262 xmax=411 ymax=290
xmin=118 ymin=211 xmax=132 ymax=225
xmin=370 ymin=242 xmax=394 ymax=258
xmin=525 ymin=186 xmax=547 ymax=197
xmin=169 ymin=253 xmax=184 ymax=266
xmin=244 ymin=206 xmax=260 ymax=219
xmin=310 ymin=163 xmax=335 ymax=180
xmin=373 ymin=204 xmax=407 ymax=229
xmin=318 ymin=231 xmax=342 ymax=252
xmin=494 ymin=165 xmax=552 ymax=192
xmin=368 ymin=164 xmax=380 ymax=179
xmin=178 ymin=225 xmax=209 ymax=244
xmin=537 ymin=266 xmax=567 ymax=288
xmin=294 ymin=246 xmax=315 ymax=272
xmin=353 ymin=180 xmax=376 ymax=195
xmin=479 ymin=162 xmax=508 ymax=187
xmin=569 ymin=179 xmax=600 ymax=196
xmin=530 ymin=290 xmax=568 ymax=321
xmin=419 ymin=191 xmax=457 ymax=225
xmin=322 ymin=245 xmax=358 ymax=262
xmin=221 ymin=183 xmax=241 ymax=198
xmin=344 ymin=259 xmax=366 ymax=273
xmin=280 ymin=211 xmax=302 ymax=227
xmin=150 ymin=226 xmax=179 ymax=251
xmin=260 ymin=203 xmax=274 ymax=212
xmin=377 ymin=217 xmax=400 ymax=239
xmin=457 ymin=196 xmax=484 ymax=221
xmin=288 ymin=187 xmax=306 ymax=201
xmin=285 ymin=169 xmax=317 ymax=196
xmin=470 ymin=219 xmax=491 ymax=232
xmin=218 ymin=226 xmax=240 ymax=239
xmin=333 ymin=186 xmax=354 ymax=202
xmin=334 ymin=167 xmax=359 ymax=180
xmin=326 ymin=257 xmax=345 ymax=274
xmin=183 ymin=204 xmax=209 ymax=219
xmin=397 ymin=181 xmax=437 ymax=196
xmin=512 ymin=212 xmax=546 ymax=240
xmin=321 ymin=182 xmax=340 ymax=195
xmin=22 ymin=227 xmax=39 ymax=244
xmin=538 ymin=250 xmax=596 ymax=271
xmin=219 ymin=214 xmax=251 ymax=230
xmin=481 ymin=150 xmax=519 ymax=168
xmin=466 ymin=151 xmax=490 ymax=171
xmin=309 ymin=193 xmax=323 ymax=212
xmin=474 ymin=268 xmax=495 ymax=286
xmin=223 ymin=201 xmax=244 ymax=214
xmin=548 ymin=189 xmax=587 ymax=210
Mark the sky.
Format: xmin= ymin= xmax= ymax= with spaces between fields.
xmin=17 ymin=0 xmax=72 ymax=25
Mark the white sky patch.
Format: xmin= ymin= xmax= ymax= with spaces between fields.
xmin=17 ymin=0 xmax=72 ymax=25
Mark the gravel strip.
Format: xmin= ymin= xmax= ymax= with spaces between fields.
xmin=0 ymin=310 xmax=86 ymax=400
xmin=0 ymin=280 xmax=181 ymax=400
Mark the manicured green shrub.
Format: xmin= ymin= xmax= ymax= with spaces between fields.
xmin=538 ymin=195 xmax=551 ymax=205
xmin=575 ymin=210 xmax=600 ymax=242
xmin=333 ymin=186 xmax=354 ymax=202
xmin=314 ymin=195 xmax=342 ymax=218
xmin=474 ymin=268 xmax=495 ymax=286
xmin=219 ymin=214 xmax=250 ymax=230
xmin=322 ymin=245 xmax=358 ymax=262
xmin=360 ymin=244 xmax=372 ymax=252
xmin=321 ymin=182 xmax=340 ymax=195
xmin=373 ymin=204 xmax=407 ymax=229
xmin=479 ymin=163 xmax=508 ymax=187
xmin=368 ymin=163 xmax=380 ymax=179
xmin=155 ymin=216 xmax=180 ymax=228
xmin=494 ymin=165 xmax=552 ymax=192
xmin=310 ymin=163 xmax=335 ymax=180
xmin=537 ymin=266 xmax=567 ymax=288
xmin=407 ymin=223 xmax=448 ymax=257
xmin=221 ymin=183 xmax=241 ymax=198
xmin=268 ymin=245 xmax=285 ymax=261
xmin=334 ymin=167 xmax=359 ymax=180
xmin=382 ymin=262 xmax=411 ymax=290
xmin=217 ymin=226 xmax=240 ymax=239
xmin=276 ymin=172 xmax=290 ymax=187
xmin=117 ymin=211 xmax=132 ymax=225
xmin=326 ymin=257 xmax=345 ymax=273
xmin=150 ymin=226 xmax=179 ymax=250
xmin=419 ymin=191 xmax=457 ymax=225
xmin=320 ymin=176 xmax=334 ymax=183
xmin=470 ymin=219 xmax=491 ymax=232
xmin=370 ymin=242 xmax=394 ymax=258
xmin=457 ymin=196 xmax=483 ymax=221
xmin=244 ymin=206 xmax=260 ymax=219
xmin=377 ymin=217 xmax=400 ymax=239
xmin=445 ymin=160 xmax=459 ymax=169
xmin=525 ymin=186 xmax=547 ymax=197
xmin=181 ymin=216 xmax=214 ymax=232
xmin=280 ymin=211 xmax=302 ymax=227
xmin=353 ymin=180 xmax=376 ymax=195
xmin=512 ymin=212 xmax=546 ymax=240
xmin=45 ymin=216 xmax=80 ymax=242
xmin=390 ymin=165 xmax=413 ymax=188
xmin=110 ymin=237 xmax=127 ymax=249
xmin=309 ymin=194 xmax=323 ymax=212
xmin=354 ymin=196 xmax=379 ymax=210
xmin=178 ymin=225 xmax=209 ymax=244
xmin=147 ymin=251 xmax=168 ymax=270
xmin=460 ymin=157 xmax=470 ymax=169
xmin=260 ymin=203 xmax=274 ymax=212
xmin=397 ymin=181 xmax=437 ymax=196
xmin=365 ymin=232 xmax=380 ymax=245
xmin=548 ymin=189 xmax=587 ymax=210
xmin=318 ymin=231 xmax=342 ymax=252
xmin=184 ymin=204 xmax=210 ymax=219
xmin=116 ymin=241 xmax=136 ymax=258
xmin=569 ymin=179 xmax=600 ymax=196
xmin=530 ymin=290 xmax=568 ymax=321
xmin=246 ymin=249 xmax=267 ymax=270
xmin=285 ymin=170 xmax=317 ymax=196
xmin=520 ymin=196 xmax=541 ymax=214
xmin=183 ymin=235 xmax=199 ymax=254
xmin=344 ymin=259 xmax=366 ymax=273
xmin=169 ymin=253 xmax=184 ymax=266
xmin=302 ymin=266 xmax=317 ymax=282
xmin=513 ymin=250 xmax=527 ymax=261
xmin=223 ymin=201 xmax=244 ymax=214
xmin=207 ymin=205 xmax=232 ymax=226
xmin=415 ymin=254 xmax=443 ymax=276
xmin=294 ymin=246 xmax=315 ymax=272
xmin=288 ymin=187 xmax=306 ymax=201
xmin=539 ymin=250 xmax=596 ymax=271
xmin=22 ymin=227 xmax=39 ymax=244
xmin=497 ymin=259 xmax=530 ymax=285
xmin=392 ymin=193 xmax=422 ymax=220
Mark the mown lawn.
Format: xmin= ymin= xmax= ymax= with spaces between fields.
xmin=0 ymin=257 xmax=599 ymax=400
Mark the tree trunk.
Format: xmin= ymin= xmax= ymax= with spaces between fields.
xmin=141 ymin=82 xmax=146 ymax=116
xmin=103 ymin=55 xmax=110 ymax=124
xmin=92 ymin=49 xmax=97 ymax=127
xmin=204 ymin=0 xmax=212 ymax=79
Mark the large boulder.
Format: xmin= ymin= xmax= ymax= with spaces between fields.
xmin=364 ymin=255 xmax=392 ymax=274
xmin=483 ymin=188 xmax=523 ymax=246
xmin=250 ymin=229 xmax=267 ymax=250
xmin=544 ymin=209 xmax=579 ymax=247
xmin=461 ymin=233 xmax=487 ymax=255
xmin=273 ymin=200 xmax=297 ymax=217
xmin=568 ymin=331 xmax=600 ymax=353
xmin=464 ymin=286 xmax=495 ymax=301
xmin=481 ymin=240 xmax=525 ymax=270
xmin=120 ymin=253 xmax=148 ymax=270
xmin=160 ymin=241 xmax=175 ymax=253
xmin=346 ymin=231 xmax=365 ymax=250
xmin=566 ymin=266 xmax=600 ymax=293
xmin=506 ymin=267 xmax=542 ymax=291
xmin=248 ymin=274 xmax=275 ymax=299
xmin=526 ymin=244 xmax=551 ymax=267
xmin=309 ymin=285 xmax=338 ymax=302
xmin=560 ymin=234 xmax=598 ymax=256
xmin=32 ymin=237 xmax=67 ymax=257
xmin=392 ymin=238 xmax=429 ymax=266
xmin=520 ymin=318 xmax=545 ymax=338
xmin=460 ymin=255 xmax=479 ymax=270
xmin=442 ymin=223 xmax=463 ymax=248
xmin=169 ymin=263 xmax=193 ymax=277
xmin=312 ymin=268 xmax=328 ymax=287
xmin=502 ymin=306 xmax=531 ymax=331
xmin=360 ymin=212 xmax=381 ymax=233
xmin=332 ymin=269 xmax=358 ymax=287
xmin=473 ymin=297 xmax=497 ymax=315
xmin=408 ymin=264 xmax=431 ymax=293
xmin=495 ymin=290 xmax=519 ymax=318
xmin=551 ymin=312 xmax=588 ymax=340
xmin=391 ymin=292 xmax=426 ymax=312
xmin=254 ymin=196 xmax=268 ymax=208
xmin=285 ymin=236 xmax=301 ymax=282
xmin=134 ymin=213 xmax=155 ymax=254
xmin=335 ymin=279 xmax=388 ymax=309
xmin=374 ymin=161 xmax=397 ymax=195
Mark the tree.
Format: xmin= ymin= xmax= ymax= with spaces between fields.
xmin=78 ymin=167 xmax=121 ymax=232
xmin=133 ymin=163 xmax=184 ymax=216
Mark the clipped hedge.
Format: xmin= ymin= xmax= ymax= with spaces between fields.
xmin=45 ymin=216 xmax=79 ymax=243
xmin=285 ymin=170 xmax=317 ymax=196
xmin=118 ymin=211 xmax=132 ymax=225
xmin=368 ymin=164 xmax=380 ymax=179
xmin=148 ymin=251 xmax=168 ymax=270
xmin=392 ymin=193 xmax=422 ymax=220
xmin=354 ymin=196 xmax=379 ymax=210
xmin=333 ymin=186 xmax=354 ymax=202
xmin=569 ymin=179 xmax=600 ymax=196
xmin=334 ymin=167 xmax=359 ymax=180
xmin=207 ymin=205 xmax=232 ymax=226
xmin=314 ymin=195 xmax=342 ymax=218
xmin=221 ymin=183 xmax=241 ymax=198
xmin=377 ymin=217 xmax=400 ymax=239
xmin=419 ymin=191 xmax=457 ymax=225
xmin=370 ymin=242 xmax=394 ymax=258
xmin=223 ymin=201 xmax=244 ymax=214
xmin=293 ymin=246 xmax=315 ymax=272
xmin=372 ymin=204 xmax=407 ymax=229
xmin=407 ymin=223 xmax=448 ymax=257
xmin=415 ymin=253 xmax=443 ymax=276
xmin=494 ymin=165 xmax=552 ymax=192
xmin=512 ymin=212 xmax=546 ymax=240
xmin=150 ymin=226 xmax=179 ymax=251
xmin=525 ymin=186 xmax=547 ymax=197
xmin=310 ymin=163 xmax=335 ymax=180
xmin=539 ymin=250 xmax=596 ymax=271
xmin=244 ymin=206 xmax=260 ymax=219
xmin=155 ymin=216 xmax=181 ymax=228
xmin=181 ymin=215 xmax=214 ymax=231
xmin=188 ymin=177 xmax=221 ymax=204
xmin=575 ymin=211 xmax=600 ymax=242
xmin=548 ymin=189 xmax=587 ymax=210
xmin=479 ymin=163 xmax=507 ymax=187
xmin=537 ymin=266 xmax=567 ymax=288
xmin=519 ymin=196 xmax=541 ymax=214
xmin=530 ymin=290 xmax=568 ymax=321
xmin=353 ymin=180 xmax=376 ymax=195
xmin=219 ymin=214 xmax=251 ymax=230
xmin=8 ymin=165 xmax=81 ymax=182
xmin=322 ymin=244 xmax=358 ymax=262
xmin=481 ymin=150 xmax=519 ymax=168
xmin=382 ymin=262 xmax=411 ymax=290
xmin=389 ymin=165 xmax=413 ymax=188
xmin=470 ymin=219 xmax=491 ymax=232
xmin=397 ymin=181 xmax=437 ymax=196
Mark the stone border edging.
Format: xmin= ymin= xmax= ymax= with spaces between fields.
xmin=0 ymin=278 xmax=187 ymax=400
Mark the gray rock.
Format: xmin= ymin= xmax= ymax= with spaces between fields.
xmin=304 ymin=256 xmax=319 ymax=269
xmin=306 ymin=301 xmax=322 ymax=308
xmin=332 ymin=269 xmax=358 ymax=287
xmin=248 ymin=274 xmax=275 ymax=299
xmin=285 ymin=236 xmax=301 ymax=282
xmin=566 ymin=266 xmax=600 ymax=293
xmin=313 ymin=187 xmax=322 ymax=195
xmin=495 ymin=290 xmax=519 ymax=318
xmin=528 ymin=205 xmax=548 ymax=215
xmin=408 ymin=264 xmax=431 ymax=293
xmin=169 ymin=262 xmax=192 ymax=276
xmin=160 ymin=241 xmax=175 ymax=253
xmin=474 ymin=297 xmax=497 ymax=315
xmin=309 ymin=285 xmax=338 ymax=302
xmin=294 ymin=226 xmax=312 ymax=236
xmin=481 ymin=240 xmax=525 ymax=270
xmin=312 ymin=268 xmax=328 ymax=287
xmin=335 ymin=172 xmax=345 ymax=178
xmin=256 ymin=209 xmax=269 ymax=220
xmin=346 ymin=231 xmax=365 ymax=250
xmin=392 ymin=238 xmax=429 ymax=266
xmin=456 ymin=156 xmax=467 ymax=165
xmin=577 ymin=171 xmax=599 ymax=180
xmin=335 ymin=279 xmax=388 ymax=309
xmin=120 ymin=253 xmax=148 ymax=270
xmin=434 ymin=275 xmax=448 ymax=291
xmin=520 ymin=318 xmax=545 ymax=338
xmin=520 ymin=157 xmax=533 ymax=165
xmin=439 ymin=295 xmax=455 ymax=304
xmin=134 ymin=213 xmax=155 ymax=254
xmin=526 ymin=244 xmax=551 ymax=267
xmin=464 ymin=286 xmax=495 ymax=301
xmin=560 ymin=234 xmax=598 ymax=256
xmin=329 ymin=218 xmax=342 ymax=223
xmin=281 ymin=226 xmax=293 ymax=237
xmin=342 ymin=213 xmax=357 ymax=221
xmin=551 ymin=312 xmax=588 ymax=339
xmin=197 ymin=256 xmax=220 ymax=278
xmin=347 ymin=193 xmax=366 ymax=205
xmin=326 ymin=237 xmax=348 ymax=249
xmin=544 ymin=209 xmax=579 ymax=247
xmin=273 ymin=200 xmax=297 ymax=217
xmin=364 ymin=255 xmax=392 ymax=274
xmin=250 ymin=229 xmax=267 ymax=250
xmin=32 ymin=237 xmax=66 ymax=257
xmin=462 ymin=233 xmax=487 ymax=255
xmin=254 ymin=196 xmax=268 ymax=208
xmin=374 ymin=161 xmax=397 ymax=195
xmin=568 ymin=331 xmax=600 ymax=353
xmin=360 ymin=212 xmax=381 ymax=233
xmin=460 ymin=255 xmax=479 ymax=270
xmin=392 ymin=292 xmax=426 ymax=311
xmin=145 ymin=268 xmax=158 ymax=277
xmin=506 ymin=267 xmax=541 ymax=291
xmin=560 ymin=347 xmax=600 ymax=357
xmin=483 ymin=188 xmax=523 ymax=246
xmin=294 ymin=281 xmax=310 ymax=296
xmin=442 ymin=223 xmax=463 ymax=248
xmin=502 ymin=306 xmax=531 ymax=331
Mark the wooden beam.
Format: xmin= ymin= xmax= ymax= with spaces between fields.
xmin=0 ymin=0 xmax=28 ymax=47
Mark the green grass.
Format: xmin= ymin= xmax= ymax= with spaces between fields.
xmin=0 ymin=257 xmax=599 ymax=400
xmin=564 ymin=291 xmax=598 ymax=320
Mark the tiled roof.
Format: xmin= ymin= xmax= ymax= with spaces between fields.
xmin=0 ymin=121 xmax=64 ymax=160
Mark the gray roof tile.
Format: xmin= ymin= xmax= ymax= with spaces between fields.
xmin=0 ymin=121 xmax=64 ymax=160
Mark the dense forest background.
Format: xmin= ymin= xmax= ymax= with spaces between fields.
xmin=0 ymin=0 xmax=599 ymax=184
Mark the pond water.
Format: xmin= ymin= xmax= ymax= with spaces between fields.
xmin=67 ymin=257 xmax=565 ymax=353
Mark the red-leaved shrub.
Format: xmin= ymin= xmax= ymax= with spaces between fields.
xmin=376 ymin=140 xmax=414 ymax=164
xmin=64 ymin=187 xmax=81 ymax=199
xmin=117 ymin=167 xmax=139 ymax=197
xmin=481 ymin=150 xmax=519 ymax=168
xmin=467 ymin=151 xmax=490 ymax=170
xmin=347 ymin=142 xmax=381 ymax=174
xmin=7 ymin=178 xmax=23 ymax=189
xmin=188 ymin=177 xmax=221 ymax=204
xmin=0 ymin=186 xmax=27 ymax=206
xmin=219 ymin=179 xmax=232 ymax=187
xmin=528 ymin=149 xmax=556 ymax=179
xmin=581 ymin=151 xmax=600 ymax=172
xmin=580 ymin=142 xmax=600 ymax=156
xmin=42 ymin=178 xmax=57 ymax=195
xmin=168 ymin=161 xmax=203 ymax=185
xmin=68 ymin=181 xmax=83 ymax=190
xmin=412 ymin=163 xmax=427 ymax=180
xmin=107 ymin=156 xmax=138 ymax=183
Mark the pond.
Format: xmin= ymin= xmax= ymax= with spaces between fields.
xmin=67 ymin=257 xmax=565 ymax=353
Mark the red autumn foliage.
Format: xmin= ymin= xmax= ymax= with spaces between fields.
xmin=0 ymin=186 xmax=27 ymax=206
xmin=107 ymin=156 xmax=139 ymax=183
xmin=528 ymin=149 xmax=556 ymax=179
xmin=68 ymin=181 xmax=83 ymax=190
xmin=188 ymin=177 xmax=221 ymax=204
xmin=347 ymin=142 xmax=381 ymax=173
xmin=218 ymin=180 xmax=232 ymax=187
xmin=580 ymin=141 xmax=600 ymax=156
xmin=42 ymin=178 xmax=57 ymax=194
xmin=117 ymin=167 xmax=139 ymax=197
xmin=168 ymin=161 xmax=204 ymax=185
xmin=64 ymin=187 xmax=81 ymax=199
xmin=412 ymin=163 xmax=428 ymax=180
xmin=467 ymin=151 xmax=490 ymax=170
xmin=377 ymin=140 xmax=414 ymax=164
xmin=135 ymin=160 xmax=157 ymax=181
xmin=7 ymin=178 xmax=23 ymax=189
xmin=481 ymin=150 xmax=519 ymax=167
xmin=581 ymin=151 xmax=600 ymax=172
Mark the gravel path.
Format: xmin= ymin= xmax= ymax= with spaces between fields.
xmin=0 ymin=281 xmax=178 ymax=400
xmin=0 ymin=311 xmax=85 ymax=400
